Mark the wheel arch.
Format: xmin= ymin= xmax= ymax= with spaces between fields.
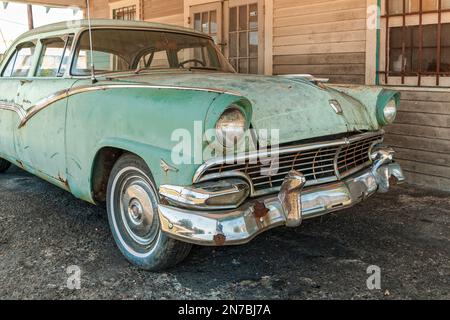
xmin=88 ymin=138 xmax=190 ymax=204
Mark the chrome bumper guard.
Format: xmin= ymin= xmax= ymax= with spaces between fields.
xmin=158 ymin=152 xmax=405 ymax=246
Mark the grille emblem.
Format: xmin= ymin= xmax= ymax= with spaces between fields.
xmin=329 ymin=100 xmax=343 ymax=115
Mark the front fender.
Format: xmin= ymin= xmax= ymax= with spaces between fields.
xmin=325 ymin=84 xmax=400 ymax=128
xmin=65 ymin=85 xmax=225 ymax=202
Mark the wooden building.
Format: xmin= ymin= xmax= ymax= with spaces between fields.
xmin=14 ymin=0 xmax=450 ymax=190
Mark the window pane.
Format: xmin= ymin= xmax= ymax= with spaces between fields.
xmin=389 ymin=27 xmax=411 ymax=72
xmin=113 ymin=5 xmax=136 ymax=20
xmin=239 ymin=5 xmax=247 ymax=31
xmin=443 ymin=0 xmax=450 ymax=10
xmin=210 ymin=10 xmax=217 ymax=34
xmin=388 ymin=0 xmax=403 ymax=14
xmin=422 ymin=25 xmax=437 ymax=72
xmin=238 ymin=58 xmax=248 ymax=73
xmin=58 ymin=36 xmax=73 ymax=76
xmin=249 ymin=31 xmax=258 ymax=57
xmin=36 ymin=38 xmax=66 ymax=77
xmin=249 ymin=3 xmax=258 ymax=30
xmin=194 ymin=13 xmax=201 ymax=32
xmin=423 ymin=0 xmax=438 ymax=11
xmin=229 ymin=58 xmax=237 ymax=70
xmin=202 ymin=12 xmax=209 ymax=33
xmin=239 ymin=31 xmax=248 ymax=57
xmin=72 ymin=29 xmax=233 ymax=75
xmin=442 ymin=24 xmax=450 ymax=72
xmin=11 ymin=44 xmax=35 ymax=77
xmin=229 ymin=32 xmax=237 ymax=58
xmin=249 ymin=58 xmax=258 ymax=74
xmin=2 ymin=51 xmax=17 ymax=77
xmin=229 ymin=7 xmax=237 ymax=32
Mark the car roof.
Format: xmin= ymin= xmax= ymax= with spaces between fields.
xmin=15 ymin=19 xmax=207 ymax=42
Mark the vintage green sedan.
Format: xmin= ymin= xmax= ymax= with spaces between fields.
xmin=0 ymin=19 xmax=404 ymax=270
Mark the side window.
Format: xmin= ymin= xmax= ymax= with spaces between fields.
xmin=36 ymin=35 xmax=73 ymax=77
xmin=2 ymin=42 xmax=36 ymax=77
xmin=73 ymin=49 xmax=129 ymax=75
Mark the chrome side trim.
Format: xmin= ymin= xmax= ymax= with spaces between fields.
xmin=0 ymin=102 xmax=27 ymax=120
xmin=193 ymin=131 xmax=385 ymax=190
xmin=18 ymin=84 xmax=242 ymax=128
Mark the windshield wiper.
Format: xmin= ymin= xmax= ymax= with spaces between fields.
xmin=188 ymin=66 xmax=219 ymax=71
xmin=134 ymin=67 xmax=176 ymax=74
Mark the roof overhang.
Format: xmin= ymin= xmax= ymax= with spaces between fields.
xmin=4 ymin=0 xmax=86 ymax=8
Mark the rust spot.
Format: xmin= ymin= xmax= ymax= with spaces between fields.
xmin=160 ymin=198 xmax=169 ymax=205
xmin=389 ymin=175 xmax=398 ymax=186
xmin=16 ymin=160 xmax=24 ymax=168
xmin=57 ymin=172 xmax=69 ymax=189
xmin=253 ymin=201 xmax=269 ymax=218
xmin=213 ymin=233 xmax=226 ymax=246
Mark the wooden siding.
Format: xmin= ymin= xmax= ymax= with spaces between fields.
xmin=273 ymin=0 xmax=367 ymax=84
xmin=89 ymin=0 xmax=183 ymax=25
xmin=90 ymin=0 xmax=112 ymax=18
xmin=143 ymin=0 xmax=183 ymax=21
xmin=385 ymin=90 xmax=450 ymax=191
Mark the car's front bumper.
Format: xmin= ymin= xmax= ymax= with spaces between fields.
xmin=158 ymin=156 xmax=405 ymax=246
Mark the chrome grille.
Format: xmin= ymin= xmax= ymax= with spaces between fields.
xmin=195 ymin=132 xmax=384 ymax=196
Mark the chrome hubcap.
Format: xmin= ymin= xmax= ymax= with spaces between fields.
xmin=119 ymin=178 xmax=157 ymax=246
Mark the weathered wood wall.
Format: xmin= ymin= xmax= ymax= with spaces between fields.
xmin=143 ymin=0 xmax=183 ymax=25
xmin=385 ymin=89 xmax=450 ymax=190
xmin=272 ymin=0 xmax=367 ymax=84
xmin=89 ymin=0 xmax=184 ymax=25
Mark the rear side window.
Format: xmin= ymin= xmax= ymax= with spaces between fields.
xmin=2 ymin=42 xmax=36 ymax=77
xmin=36 ymin=35 xmax=73 ymax=77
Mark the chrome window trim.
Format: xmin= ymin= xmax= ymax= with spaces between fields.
xmin=193 ymin=131 xmax=385 ymax=197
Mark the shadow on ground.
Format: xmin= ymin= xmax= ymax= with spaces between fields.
xmin=0 ymin=166 xmax=448 ymax=299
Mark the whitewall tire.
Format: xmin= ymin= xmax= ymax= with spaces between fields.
xmin=106 ymin=153 xmax=191 ymax=271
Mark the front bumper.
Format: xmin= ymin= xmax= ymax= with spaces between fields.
xmin=158 ymin=161 xmax=405 ymax=246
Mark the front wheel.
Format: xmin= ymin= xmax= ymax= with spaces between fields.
xmin=106 ymin=153 xmax=192 ymax=271
xmin=0 ymin=158 xmax=11 ymax=173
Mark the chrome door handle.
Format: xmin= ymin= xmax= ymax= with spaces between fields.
xmin=20 ymin=79 xmax=33 ymax=85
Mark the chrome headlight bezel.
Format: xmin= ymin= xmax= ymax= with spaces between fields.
xmin=377 ymin=98 xmax=398 ymax=125
xmin=215 ymin=105 xmax=247 ymax=148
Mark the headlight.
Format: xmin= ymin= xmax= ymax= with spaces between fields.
xmin=383 ymin=99 xmax=397 ymax=124
xmin=215 ymin=106 xmax=247 ymax=147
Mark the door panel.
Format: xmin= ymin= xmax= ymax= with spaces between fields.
xmin=15 ymin=78 xmax=76 ymax=185
xmin=0 ymin=79 xmax=22 ymax=161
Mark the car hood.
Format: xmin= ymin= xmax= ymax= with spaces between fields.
xmin=113 ymin=72 xmax=379 ymax=143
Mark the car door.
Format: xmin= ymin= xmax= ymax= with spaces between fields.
xmin=15 ymin=34 xmax=77 ymax=186
xmin=0 ymin=41 xmax=36 ymax=162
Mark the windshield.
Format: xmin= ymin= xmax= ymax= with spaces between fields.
xmin=71 ymin=29 xmax=235 ymax=75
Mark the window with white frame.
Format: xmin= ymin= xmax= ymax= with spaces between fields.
xmin=110 ymin=0 xmax=140 ymax=21
xmin=380 ymin=0 xmax=450 ymax=86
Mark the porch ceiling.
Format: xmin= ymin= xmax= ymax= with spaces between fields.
xmin=7 ymin=0 xmax=86 ymax=8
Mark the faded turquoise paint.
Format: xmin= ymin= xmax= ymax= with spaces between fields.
xmin=16 ymin=78 xmax=77 ymax=183
xmin=0 ymin=20 xmax=399 ymax=207
xmin=376 ymin=89 xmax=401 ymax=125
xmin=124 ymin=73 xmax=382 ymax=141
xmin=325 ymin=84 xmax=390 ymax=131
xmin=64 ymin=82 xmax=244 ymax=202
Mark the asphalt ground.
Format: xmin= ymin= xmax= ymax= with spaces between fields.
xmin=0 ymin=165 xmax=448 ymax=299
